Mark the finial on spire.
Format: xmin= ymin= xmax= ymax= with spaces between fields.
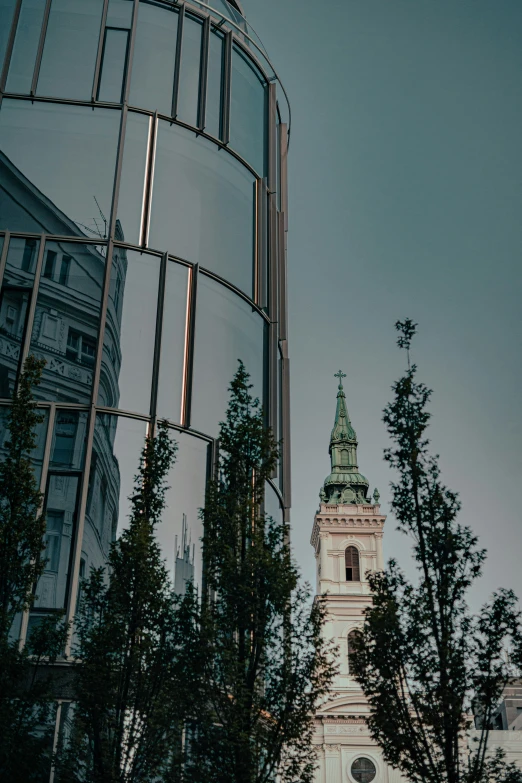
xmin=334 ymin=369 xmax=346 ymax=388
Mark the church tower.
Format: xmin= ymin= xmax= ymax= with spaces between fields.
xmin=311 ymin=373 xmax=401 ymax=783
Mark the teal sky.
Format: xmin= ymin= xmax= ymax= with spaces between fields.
xmin=242 ymin=0 xmax=522 ymax=606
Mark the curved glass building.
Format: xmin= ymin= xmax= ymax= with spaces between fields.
xmin=0 ymin=0 xmax=290 ymax=656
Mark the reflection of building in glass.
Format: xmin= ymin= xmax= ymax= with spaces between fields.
xmin=0 ymin=0 xmax=290 ymax=769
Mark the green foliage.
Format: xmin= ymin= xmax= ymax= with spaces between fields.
xmin=0 ymin=356 xmax=68 ymax=782
xmin=185 ymin=361 xmax=336 ymax=783
xmin=350 ymin=320 xmax=522 ymax=783
xmin=54 ymin=421 xmax=199 ymax=783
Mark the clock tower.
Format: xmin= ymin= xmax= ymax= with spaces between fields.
xmin=311 ymin=374 xmax=402 ymax=783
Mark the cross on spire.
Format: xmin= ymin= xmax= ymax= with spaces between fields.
xmin=334 ymin=369 xmax=346 ymax=387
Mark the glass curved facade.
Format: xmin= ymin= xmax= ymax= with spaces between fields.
xmin=0 ymin=0 xmax=290 ymax=659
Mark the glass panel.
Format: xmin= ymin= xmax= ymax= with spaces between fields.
xmin=205 ymin=28 xmax=223 ymax=139
xmin=31 ymin=472 xmax=81 ymax=615
xmin=150 ymin=122 xmax=255 ymax=296
xmin=5 ymin=0 xmax=45 ymax=95
xmin=30 ymin=240 xmax=105 ymax=405
xmin=50 ymin=409 xmax=88 ymax=470
xmin=0 ymin=403 xmax=48 ymax=484
xmin=0 ymin=0 xmax=17 ymax=72
xmin=0 ymin=100 xmax=120 ymax=238
xmin=0 ymin=237 xmax=40 ymax=395
xmin=162 ymin=431 xmax=208 ymax=594
xmin=83 ymin=413 xmax=148 ymax=576
xmin=129 ymin=1 xmax=178 ymax=115
xmin=177 ymin=14 xmax=202 ymax=127
xmin=106 ymin=0 xmax=133 ymax=29
xmin=97 ymin=27 xmax=129 ymax=103
xmin=116 ymin=110 xmax=149 ymax=245
xmin=157 ymin=260 xmax=188 ymax=425
xmin=37 ymin=0 xmax=104 ymax=100
xmin=265 ymin=481 xmax=283 ymax=526
xmin=230 ymin=45 xmax=267 ymax=175
xmin=192 ymin=275 xmax=266 ymax=438
xmin=98 ymin=248 xmax=160 ymax=414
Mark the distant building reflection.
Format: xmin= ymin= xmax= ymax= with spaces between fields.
xmin=174 ymin=513 xmax=195 ymax=596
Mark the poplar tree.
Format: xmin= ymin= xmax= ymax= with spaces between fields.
xmin=0 ymin=355 xmax=68 ymax=782
xmin=184 ymin=361 xmax=336 ymax=783
xmin=350 ymin=320 xmax=522 ymax=783
xmin=55 ymin=421 xmax=199 ymax=783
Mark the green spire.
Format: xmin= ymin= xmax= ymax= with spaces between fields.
xmin=319 ymin=372 xmax=370 ymax=505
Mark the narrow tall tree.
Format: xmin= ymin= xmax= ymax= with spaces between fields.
xmin=0 ymin=355 xmax=68 ymax=782
xmin=351 ymin=320 xmax=522 ymax=783
xmin=185 ymin=361 xmax=336 ymax=783
xmin=55 ymin=421 xmax=199 ymax=783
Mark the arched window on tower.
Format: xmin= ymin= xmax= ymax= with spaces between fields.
xmin=347 ymin=630 xmax=357 ymax=673
xmin=345 ymin=546 xmax=360 ymax=581
xmin=340 ymin=448 xmax=349 ymax=466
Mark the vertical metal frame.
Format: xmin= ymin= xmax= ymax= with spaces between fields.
xmin=279 ymin=123 xmax=289 ymax=231
xmin=255 ymin=179 xmax=267 ymax=308
xmin=19 ymin=234 xmax=45 ymax=369
xmin=30 ymin=0 xmax=53 ymax=96
xmin=91 ymin=0 xmax=110 ymax=102
xmin=140 ymin=112 xmax=158 ymax=248
xmin=149 ymin=251 xmax=168 ymax=419
xmin=221 ymin=30 xmax=232 ymax=144
xmin=0 ymin=231 xmax=10 ymax=289
xmin=0 ymin=0 xmax=23 ymax=95
xmin=181 ymin=263 xmax=198 ymax=428
xmin=280 ymin=341 xmax=291 ymax=510
xmin=172 ymin=2 xmax=185 ymax=118
xmin=277 ymin=211 xmax=287 ymax=342
xmin=197 ymin=15 xmax=210 ymax=131
xmin=267 ymin=82 xmax=277 ymax=193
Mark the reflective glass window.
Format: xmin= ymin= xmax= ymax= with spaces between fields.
xmin=150 ymin=122 xmax=255 ymax=296
xmin=0 ymin=0 xmax=17 ymax=72
xmin=31 ymin=472 xmax=81 ymax=618
xmin=30 ymin=241 xmax=105 ymax=405
xmin=0 ymin=403 xmax=49 ymax=485
xmin=162 ymin=431 xmax=208 ymax=594
xmin=0 ymin=100 xmax=120 ymax=238
xmin=5 ymin=0 xmax=45 ymax=95
xmin=205 ymin=28 xmax=223 ymax=139
xmin=50 ymin=409 xmax=88 ymax=469
xmin=177 ymin=14 xmax=202 ymax=127
xmin=106 ymin=0 xmax=133 ymax=29
xmin=230 ymin=45 xmax=267 ymax=175
xmin=157 ymin=260 xmax=188 ymax=425
xmin=37 ymin=0 xmax=104 ymax=100
xmin=83 ymin=413 xmax=148 ymax=575
xmin=116 ymin=110 xmax=149 ymax=246
xmin=130 ymin=1 xmax=178 ymax=115
xmin=192 ymin=274 xmax=266 ymax=438
xmin=0 ymin=237 xmax=40 ymax=396
xmin=98 ymin=248 xmax=160 ymax=414
xmin=265 ymin=481 xmax=283 ymax=526
xmin=97 ymin=27 xmax=129 ymax=103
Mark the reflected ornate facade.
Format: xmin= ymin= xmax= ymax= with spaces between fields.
xmin=0 ymin=0 xmax=290 ymax=764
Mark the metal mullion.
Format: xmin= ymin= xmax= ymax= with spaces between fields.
xmin=171 ymin=3 xmax=185 ymax=118
xmin=140 ymin=112 xmax=158 ymax=248
xmin=19 ymin=235 xmax=45 ymax=370
xmin=267 ymin=82 xmax=277 ymax=192
xmin=268 ymin=196 xmax=277 ymax=319
xmin=181 ymin=263 xmax=198 ymax=428
xmin=64 ymin=407 xmax=96 ymax=657
xmin=0 ymin=231 xmax=10 ymax=290
xmin=91 ymin=0 xmax=110 ymax=102
xmin=30 ymin=0 xmax=53 ymax=96
xmin=0 ymin=0 xmax=23 ymax=95
xmin=255 ymin=179 xmax=267 ymax=308
xmin=122 ymin=0 xmax=140 ymax=106
xmin=269 ymin=321 xmax=277 ymax=475
xmin=278 ymin=212 xmax=287 ymax=342
xmin=221 ymin=30 xmax=232 ymax=144
xmin=90 ymin=235 xmax=115 ymax=410
xmin=197 ymin=15 xmax=210 ymax=131
xmin=279 ymin=123 xmax=288 ymax=231
xmin=149 ymin=252 xmax=168 ymax=419
xmin=280 ymin=341 xmax=291 ymax=510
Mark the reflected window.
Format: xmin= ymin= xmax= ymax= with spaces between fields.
xmin=230 ymin=45 xmax=267 ymax=175
xmin=150 ymin=122 xmax=255 ymax=296
xmin=43 ymin=249 xmax=57 ymax=279
xmin=98 ymin=248 xmax=160 ymax=414
xmin=177 ymin=14 xmax=202 ymax=127
xmin=0 ymin=404 xmax=48 ymax=484
xmin=30 ymin=241 xmax=105 ymax=405
xmin=116 ymin=111 xmax=150 ymax=246
xmin=97 ymin=27 xmax=129 ymax=103
xmin=50 ymin=410 xmax=88 ymax=470
xmin=5 ymin=0 xmax=46 ymax=94
xmin=130 ymin=2 xmax=179 ymax=115
xmin=22 ymin=239 xmax=37 ymax=272
xmin=0 ymin=100 xmax=120 ymax=237
xmin=37 ymin=0 xmax=104 ymax=100
xmin=351 ymin=758 xmax=376 ymax=783
xmin=345 ymin=546 xmax=360 ymax=582
xmin=157 ymin=260 xmax=188 ymax=425
xmin=192 ymin=274 xmax=266 ymax=438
